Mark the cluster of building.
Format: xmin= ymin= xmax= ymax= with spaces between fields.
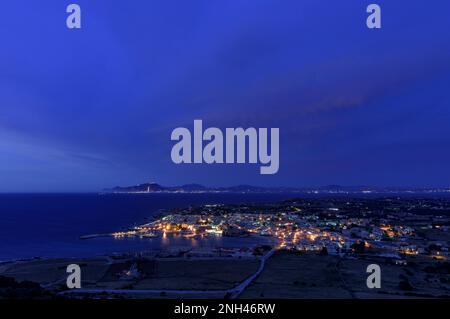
xmin=111 ymin=198 xmax=450 ymax=261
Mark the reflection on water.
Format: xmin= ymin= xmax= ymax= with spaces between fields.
xmin=0 ymin=193 xmax=293 ymax=260
xmin=109 ymin=232 xmax=273 ymax=252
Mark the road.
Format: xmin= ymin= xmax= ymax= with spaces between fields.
xmin=59 ymin=249 xmax=276 ymax=298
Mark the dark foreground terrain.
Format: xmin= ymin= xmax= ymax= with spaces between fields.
xmin=1 ymin=250 xmax=449 ymax=299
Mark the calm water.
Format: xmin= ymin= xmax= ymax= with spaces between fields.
xmin=2 ymin=192 xmax=448 ymax=261
xmin=0 ymin=193 xmax=297 ymax=261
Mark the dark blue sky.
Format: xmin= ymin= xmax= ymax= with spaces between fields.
xmin=1 ymin=1 xmax=450 ymax=192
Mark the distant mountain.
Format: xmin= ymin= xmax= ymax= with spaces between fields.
xmin=104 ymin=182 xmax=450 ymax=194
xmin=109 ymin=182 xmax=164 ymax=193
xmin=177 ymin=184 xmax=207 ymax=191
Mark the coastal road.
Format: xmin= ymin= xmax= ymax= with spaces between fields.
xmin=59 ymin=249 xmax=276 ymax=298
xmin=227 ymin=249 xmax=275 ymax=298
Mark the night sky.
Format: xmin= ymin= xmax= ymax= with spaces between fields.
xmin=1 ymin=1 xmax=450 ymax=192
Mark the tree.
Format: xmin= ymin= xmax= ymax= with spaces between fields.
xmin=399 ymin=279 xmax=414 ymax=291
xmin=320 ymin=247 xmax=328 ymax=256
xmin=351 ymin=241 xmax=366 ymax=254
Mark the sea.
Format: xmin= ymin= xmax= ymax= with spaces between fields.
xmin=0 ymin=193 xmax=299 ymax=261
xmin=1 ymin=192 xmax=449 ymax=261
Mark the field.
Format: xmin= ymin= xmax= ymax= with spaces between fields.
xmin=1 ymin=252 xmax=448 ymax=299
xmin=240 ymin=251 xmax=450 ymax=298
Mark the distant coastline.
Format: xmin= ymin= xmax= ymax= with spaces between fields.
xmin=104 ymin=182 xmax=450 ymax=195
